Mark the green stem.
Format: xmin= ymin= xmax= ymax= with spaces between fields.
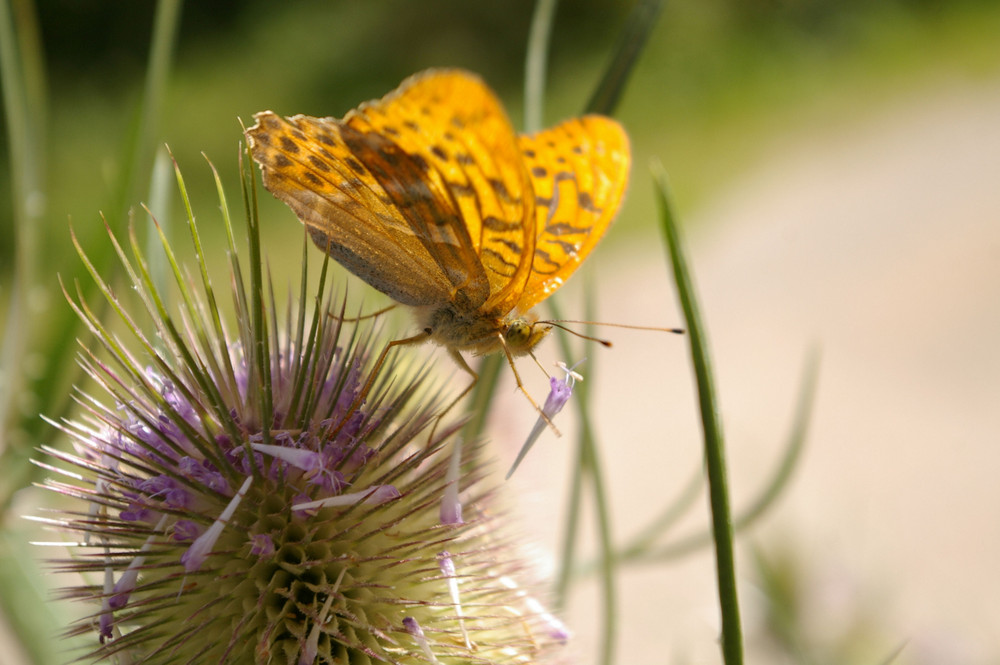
xmin=523 ymin=0 xmax=559 ymax=133
xmin=654 ymin=162 xmax=744 ymax=665
xmin=549 ymin=298 xmax=617 ymax=665
xmin=585 ymin=0 xmax=665 ymax=115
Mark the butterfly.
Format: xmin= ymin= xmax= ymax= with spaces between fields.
xmin=246 ymin=69 xmax=630 ymax=425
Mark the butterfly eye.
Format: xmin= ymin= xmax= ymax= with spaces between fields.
xmin=505 ymin=320 xmax=533 ymax=348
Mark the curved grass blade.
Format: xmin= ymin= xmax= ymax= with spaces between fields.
xmin=653 ymin=160 xmax=744 ymax=665
xmin=548 ymin=295 xmax=619 ymax=665
xmin=585 ymin=0 xmax=665 ymax=116
xmin=523 ymin=0 xmax=559 ymax=133
xmin=621 ymin=349 xmax=818 ymax=563
xmin=0 ymin=0 xmax=183 ymax=515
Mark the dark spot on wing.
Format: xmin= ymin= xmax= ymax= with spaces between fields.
xmin=578 ymin=191 xmax=600 ymax=212
xmin=483 ymin=216 xmax=522 ymax=232
xmin=431 ymin=145 xmax=448 ymax=161
xmin=523 ymin=149 xmax=536 ymax=158
xmin=483 ymin=248 xmax=518 ymax=273
xmin=345 ymin=157 xmax=365 ymax=174
xmin=410 ymin=153 xmax=430 ymax=172
xmin=448 ymin=181 xmax=476 ymax=198
xmin=274 ymin=154 xmax=292 ymax=168
xmin=404 ymin=120 xmax=420 ymax=132
xmin=532 ymin=248 xmax=559 ymax=272
xmin=455 ymin=153 xmax=474 ymax=166
xmin=531 ymin=166 xmax=548 ymax=178
xmin=308 ymin=155 xmax=331 ymax=172
xmin=280 ymin=136 xmax=300 ymax=153
xmin=489 ymin=178 xmax=516 ymax=204
xmin=304 ymin=172 xmax=322 ymax=186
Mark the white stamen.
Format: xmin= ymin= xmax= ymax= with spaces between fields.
xmin=403 ymin=617 xmax=440 ymax=664
xmin=181 ymin=475 xmax=252 ymax=572
xmin=499 ymin=575 xmax=570 ymax=642
xmin=438 ymin=551 xmax=471 ymax=649
xmin=110 ymin=514 xmax=169 ymax=609
xmin=440 ymin=437 xmax=464 ymax=524
xmin=251 ymin=442 xmax=316 ymax=470
xmin=292 ymin=484 xmax=399 ymax=511
xmin=554 ymin=360 xmax=584 ymax=383
xmin=299 ymin=568 xmax=345 ymax=665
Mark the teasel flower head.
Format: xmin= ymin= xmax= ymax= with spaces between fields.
xmin=34 ymin=154 xmax=567 ymax=664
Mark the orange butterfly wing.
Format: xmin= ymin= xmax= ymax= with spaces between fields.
xmin=248 ymin=110 xmax=477 ymax=308
xmin=512 ymin=115 xmax=630 ymax=313
xmin=248 ymin=70 xmax=629 ymax=327
xmin=346 ymin=70 xmax=537 ymax=314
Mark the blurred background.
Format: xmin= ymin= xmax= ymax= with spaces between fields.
xmin=2 ymin=1 xmax=999 ymax=663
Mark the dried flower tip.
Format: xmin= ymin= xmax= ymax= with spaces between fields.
xmin=181 ymin=475 xmax=253 ymax=572
xmin=500 ymin=576 xmax=570 ymax=642
xmin=438 ymin=551 xmax=471 ymax=649
xmin=291 ymin=484 xmax=400 ymax=512
xmin=506 ymin=361 xmax=581 ymax=479
xmin=440 ymin=437 xmax=464 ymax=525
xmin=403 ymin=617 xmax=441 ymax=664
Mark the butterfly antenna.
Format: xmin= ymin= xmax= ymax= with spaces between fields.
xmin=541 ymin=321 xmax=614 ymax=347
xmin=543 ymin=319 xmax=686 ymax=340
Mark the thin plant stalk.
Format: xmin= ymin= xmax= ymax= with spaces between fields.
xmin=655 ymin=161 xmax=744 ymax=665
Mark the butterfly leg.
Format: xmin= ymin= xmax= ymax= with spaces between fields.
xmin=326 ymin=329 xmax=432 ymax=442
xmin=326 ymin=303 xmax=398 ymax=323
xmin=422 ymin=348 xmax=481 ymax=444
xmin=496 ymin=343 xmax=561 ymax=437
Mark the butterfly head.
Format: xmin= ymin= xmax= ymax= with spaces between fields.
xmin=502 ymin=316 xmax=551 ymax=357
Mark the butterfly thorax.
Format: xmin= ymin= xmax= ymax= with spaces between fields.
xmin=417 ymin=304 xmax=551 ymax=357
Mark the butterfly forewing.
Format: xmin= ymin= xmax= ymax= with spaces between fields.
xmin=514 ymin=115 xmax=630 ymax=312
xmin=347 ymin=70 xmax=538 ymax=315
xmin=248 ymin=111 xmax=464 ymax=307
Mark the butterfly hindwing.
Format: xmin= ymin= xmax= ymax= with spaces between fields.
xmin=514 ymin=115 xmax=630 ymax=312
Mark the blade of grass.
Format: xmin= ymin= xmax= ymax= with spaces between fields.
xmin=548 ymin=295 xmax=618 ymax=665
xmin=523 ymin=0 xmax=559 ymax=133
xmin=466 ymin=0 xmax=563 ymax=441
xmin=606 ymin=349 xmax=818 ymax=565
xmin=0 ymin=0 xmax=183 ymax=515
xmin=654 ymin=160 xmax=744 ymax=665
xmin=585 ymin=0 xmax=665 ymax=115
xmin=0 ymin=0 xmax=48 ymax=508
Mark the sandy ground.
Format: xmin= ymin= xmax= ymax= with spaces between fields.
xmin=497 ymin=74 xmax=1000 ymax=664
